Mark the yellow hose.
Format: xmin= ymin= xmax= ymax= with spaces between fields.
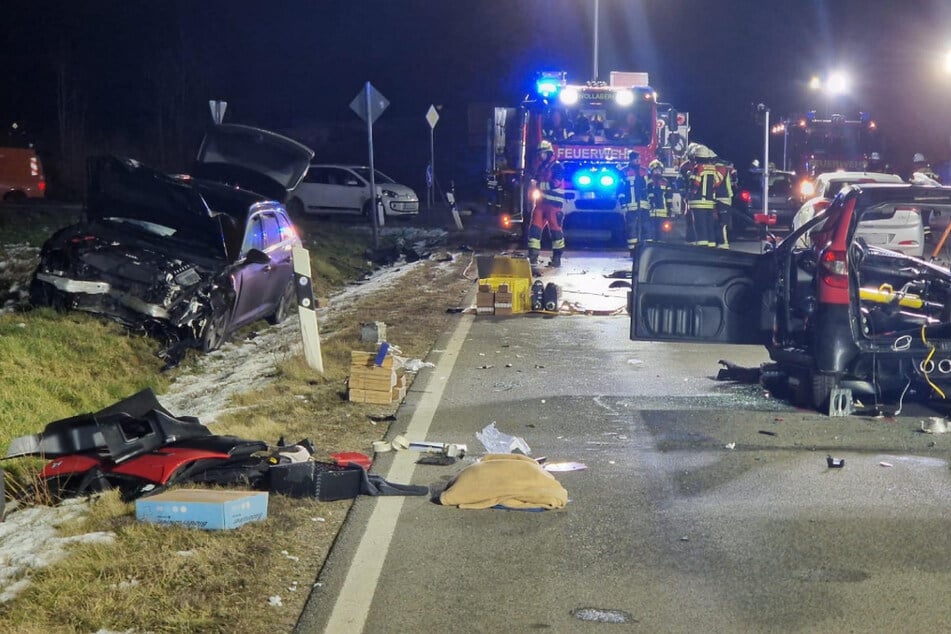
xmin=921 ymin=325 xmax=947 ymax=399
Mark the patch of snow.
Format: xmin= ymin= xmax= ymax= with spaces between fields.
xmin=159 ymin=257 xmax=440 ymax=422
xmin=0 ymin=499 xmax=116 ymax=603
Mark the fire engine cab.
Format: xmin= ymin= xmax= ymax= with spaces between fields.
xmin=487 ymin=71 xmax=687 ymax=241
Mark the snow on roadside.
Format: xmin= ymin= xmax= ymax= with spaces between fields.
xmin=159 ymin=226 xmax=452 ymax=421
xmin=0 ymin=498 xmax=116 ymax=603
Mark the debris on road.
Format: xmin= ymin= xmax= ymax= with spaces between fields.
xmin=920 ymin=417 xmax=949 ymax=434
xmin=542 ymin=462 xmax=587 ymax=472
xmin=827 ymin=455 xmax=846 ymax=469
xmin=477 ymin=422 xmax=531 ymax=455
xmin=724 ymin=442 xmax=736 ymax=450
xmin=758 ymin=430 xmax=778 ymax=437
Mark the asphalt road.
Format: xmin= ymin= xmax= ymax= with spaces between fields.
xmin=296 ymin=245 xmax=951 ymax=633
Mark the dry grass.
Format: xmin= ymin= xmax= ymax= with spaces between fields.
xmin=0 ymin=250 xmax=475 ymax=632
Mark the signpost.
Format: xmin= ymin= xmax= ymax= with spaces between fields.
xmin=425 ymin=104 xmax=440 ymax=211
xmin=350 ymin=83 xmax=389 ymax=247
xmin=208 ymin=100 xmax=227 ymax=125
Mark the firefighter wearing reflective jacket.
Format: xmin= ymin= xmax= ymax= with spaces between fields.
xmin=622 ymin=151 xmax=651 ymax=254
xmin=713 ymin=156 xmax=736 ymax=249
xmin=687 ymin=145 xmax=720 ymax=246
xmin=527 ymin=143 xmax=566 ymax=267
xmin=646 ymin=159 xmax=670 ymax=241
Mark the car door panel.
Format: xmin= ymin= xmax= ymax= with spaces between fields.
xmin=631 ymin=242 xmax=773 ymax=344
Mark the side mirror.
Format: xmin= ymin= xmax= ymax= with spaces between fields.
xmin=245 ymin=248 xmax=271 ymax=265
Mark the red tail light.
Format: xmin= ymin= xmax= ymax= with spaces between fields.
xmin=660 ymin=219 xmax=673 ymax=233
xmin=753 ymin=213 xmax=777 ymax=225
xmin=740 ymin=190 xmax=751 ymax=204
xmin=38 ymin=180 xmax=47 ymax=192
xmin=819 ymin=249 xmax=848 ymax=288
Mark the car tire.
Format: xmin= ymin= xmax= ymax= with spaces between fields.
xmin=287 ymin=197 xmax=304 ymax=217
xmin=200 ymin=308 xmax=231 ymax=353
xmin=266 ymin=281 xmax=295 ymax=325
xmin=809 ymin=371 xmax=838 ymax=411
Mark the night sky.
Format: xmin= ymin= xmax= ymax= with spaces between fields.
xmin=4 ymin=0 xmax=951 ymax=197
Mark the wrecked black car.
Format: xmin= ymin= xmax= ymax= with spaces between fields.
xmin=30 ymin=125 xmax=314 ymax=360
xmin=630 ymin=183 xmax=951 ymax=412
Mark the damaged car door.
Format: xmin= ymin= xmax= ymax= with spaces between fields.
xmin=630 ymin=242 xmax=775 ymax=345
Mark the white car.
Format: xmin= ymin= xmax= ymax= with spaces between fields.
xmin=288 ymin=164 xmax=419 ymax=217
xmin=792 ymin=172 xmax=932 ymax=257
xmin=792 ymin=172 xmax=905 ymax=246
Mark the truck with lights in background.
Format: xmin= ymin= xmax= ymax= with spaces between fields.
xmin=486 ymin=71 xmax=689 ymax=241
xmin=773 ymin=111 xmax=882 ymax=202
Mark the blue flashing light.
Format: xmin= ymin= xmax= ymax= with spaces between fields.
xmin=859 ymin=111 xmax=869 ymax=122
xmin=577 ymin=174 xmax=593 ymax=186
xmin=599 ymin=174 xmax=615 ymax=187
xmin=536 ymin=79 xmax=559 ymax=98
xmin=807 ymin=110 xmax=817 ymax=121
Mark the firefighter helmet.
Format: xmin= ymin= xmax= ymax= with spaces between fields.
xmin=648 ymin=159 xmax=664 ymax=173
xmin=692 ymin=145 xmax=716 ymax=159
xmin=913 ymin=152 xmax=926 ymax=164
xmin=538 ymin=140 xmax=554 ymax=153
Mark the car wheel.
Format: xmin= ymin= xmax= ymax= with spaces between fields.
xmin=287 ymin=197 xmax=304 ymax=217
xmin=200 ymin=308 xmax=231 ymax=352
xmin=266 ymin=281 xmax=295 ymax=325
xmin=809 ymin=371 xmax=838 ymax=411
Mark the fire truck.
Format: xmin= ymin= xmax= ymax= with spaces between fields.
xmin=774 ymin=111 xmax=882 ymax=201
xmin=486 ymin=71 xmax=688 ymax=240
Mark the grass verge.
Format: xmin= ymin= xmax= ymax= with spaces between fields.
xmin=0 ymin=210 xmax=476 ymax=632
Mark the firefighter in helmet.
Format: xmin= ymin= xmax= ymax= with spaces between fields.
xmin=911 ymin=153 xmax=940 ymax=238
xmin=646 ymin=159 xmax=670 ymax=241
xmin=686 ymin=144 xmax=721 ymax=247
xmin=712 ymin=154 xmax=737 ymax=249
xmin=622 ymin=151 xmax=650 ymax=255
xmin=527 ymin=141 xmax=566 ymax=266
xmin=912 ymin=153 xmax=940 ymax=183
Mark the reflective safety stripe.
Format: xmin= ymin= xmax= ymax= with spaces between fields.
xmin=528 ymin=237 xmax=542 ymax=249
xmin=542 ymin=188 xmax=566 ymax=207
xmin=552 ymin=237 xmax=566 ymax=250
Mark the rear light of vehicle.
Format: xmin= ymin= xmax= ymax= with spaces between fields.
xmin=898 ymin=240 xmax=919 ymax=247
xmin=38 ymin=180 xmax=46 ymax=192
xmin=740 ymin=190 xmax=751 ymax=204
xmin=753 ymin=213 xmax=777 ymax=226
xmin=819 ymin=248 xmax=848 ymax=287
xmin=660 ymin=219 xmax=673 ymax=233
xmin=500 ymin=214 xmax=512 ymax=229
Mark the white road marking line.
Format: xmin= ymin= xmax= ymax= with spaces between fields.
xmin=322 ymin=314 xmax=474 ymax=633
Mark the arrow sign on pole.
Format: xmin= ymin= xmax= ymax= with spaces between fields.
xmin=208 ymin=100 xmax=228 ymax=125
xmin=350 ymin=84 xmax=389 ymax=124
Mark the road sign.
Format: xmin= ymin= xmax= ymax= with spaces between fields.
xmin=425 ymin=105 xmax=440 ymax=129
xmin=208 ymin=100 xmax=227 ymax=125
xmin=350 ymin=83 xmax=389 ymax=124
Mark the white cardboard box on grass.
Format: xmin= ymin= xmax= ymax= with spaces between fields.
xmin=135 ymin=489 xmax=268 ymax=530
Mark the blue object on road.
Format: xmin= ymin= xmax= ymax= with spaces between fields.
xmin=374 ymin=342 xmax=390 ymax=367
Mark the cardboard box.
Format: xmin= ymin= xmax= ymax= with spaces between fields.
xmin=135 ymin=489 xmax=268 ymax=530
xmin=349 ymin=387 xmax=394 ymax=404
xmin=476 ymin=255 xmax=532 ymax=314
xmin=348 ymin=368 xmax=397 ymax=390
xmin=269 ymin=461 xmax=363 ymax=501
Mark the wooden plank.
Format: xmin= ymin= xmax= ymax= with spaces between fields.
xmin=351 ymin=350 xmax=394 ymax=369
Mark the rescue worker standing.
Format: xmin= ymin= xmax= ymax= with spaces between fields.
xmin=712 ymin=154 xmax=736 ymax=249
xmin=646 ymin=159 xmax=670 ymax=242
xmin=686 ymin=145 xmax=720 ymax=247
xmin=912 ymin=153 xmax=941 ymax=183
xmin=527 ymin=141 xmax=566 ymax=266
xmin=622 ymin=151 xmax=650 ymax=255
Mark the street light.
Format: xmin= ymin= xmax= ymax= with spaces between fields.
xmin=826 ymin=70 xmax=851 ymax=96
xmin=592 ymin=0 xmax=600 ymax=80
